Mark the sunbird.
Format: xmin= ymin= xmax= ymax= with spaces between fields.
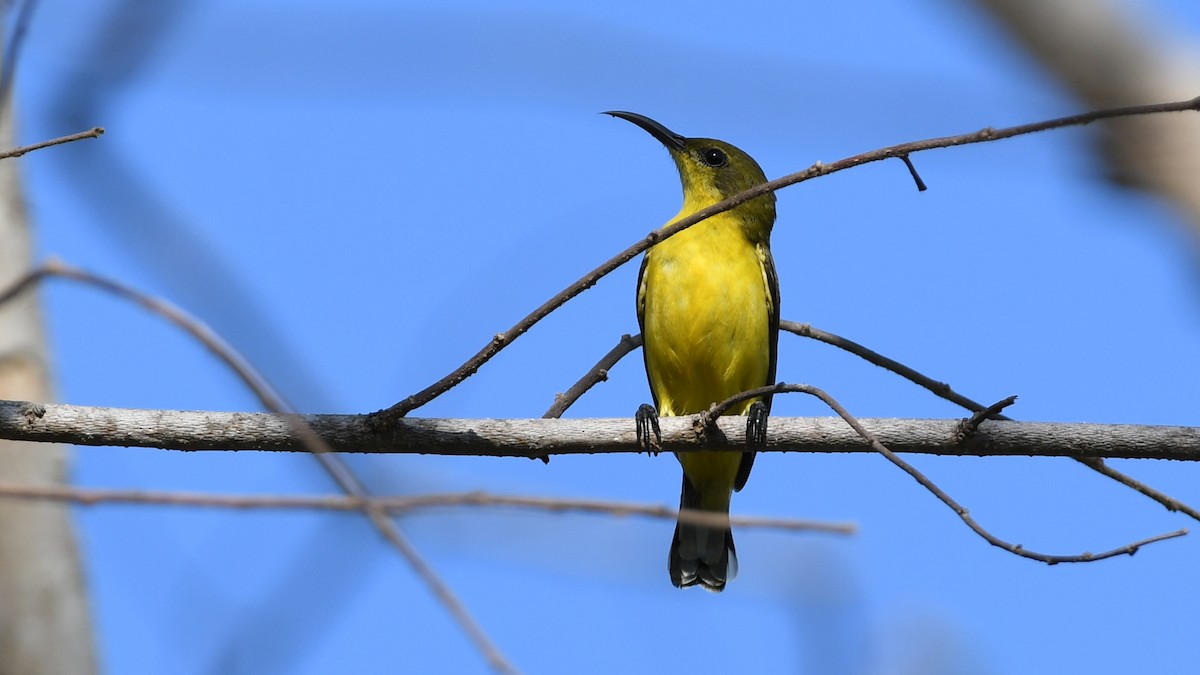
xmin=606 ymin=111 xmax=779 ymax=592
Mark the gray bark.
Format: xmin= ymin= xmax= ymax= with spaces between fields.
xmin=1 ymin=401 xmax=1198 ymax=461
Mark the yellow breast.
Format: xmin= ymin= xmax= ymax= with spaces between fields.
xmin=639 ymin=213 xmax=772 ymax=418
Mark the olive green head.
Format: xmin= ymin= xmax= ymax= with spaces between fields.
xmin=604 ymin=111 xmax=775 ymax=236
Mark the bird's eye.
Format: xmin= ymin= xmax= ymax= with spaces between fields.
xmin=701 ymin=147 xmax=727 ymax=167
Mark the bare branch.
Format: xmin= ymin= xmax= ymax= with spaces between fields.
xmin=782 ymin=322 xmax=994 ymax=412
xmin=4 ymin=399 xmax=1200 ymax=460
xmin=373 ymin=97 xmax=1200 ymax=425
xmin=0 ymin=262 xmax=519 ymax=673
xmin=1071 ymin=456 xmax=1200 ymax=521
xmin=705 ymin=383 xmax=1187 ymax=564
xmin=0 ymin=483 xmax=855 ymax=534
xmin=0 ymin=127 xmax=104 ymax=159
xmin=544 ymin=324 xmax=1200 ymax=530
xmin=787 ymin=321 xmax=1200 ymax=522
xmin=543 ymin=333 xmax=642 ymax=419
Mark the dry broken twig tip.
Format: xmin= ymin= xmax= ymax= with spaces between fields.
xmin=0 ymin=127 xmax=104 ymax=160
xmin=899 ymin=154 xmax=927 ymax=191
xmin=956 ymin=395 xmax=1019 ymax=440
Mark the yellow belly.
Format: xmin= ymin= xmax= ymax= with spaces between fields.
xmin=639 ymin=217 xmax=771 ymax=502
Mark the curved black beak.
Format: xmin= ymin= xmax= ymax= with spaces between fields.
xmin=603 ymin=111 xmax=686 ymax=152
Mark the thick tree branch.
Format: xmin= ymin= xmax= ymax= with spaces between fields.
xmin=3 ymin=399 xmax=1199 ymax=459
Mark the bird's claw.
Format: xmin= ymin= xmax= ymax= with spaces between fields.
xmin=746 ymin=400 xmax=769 ymax=452
xmin=635 ymin=403 xmax=662 ymax=455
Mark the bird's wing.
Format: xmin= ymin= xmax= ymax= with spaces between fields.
xmin=734 ymin=242 xmax=779 ymax=492
xmin=635 ymin=251 xmax=660 ymax=410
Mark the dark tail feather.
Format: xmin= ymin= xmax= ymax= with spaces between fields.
xmin=668 ymin=474 xmax=736 ymax=592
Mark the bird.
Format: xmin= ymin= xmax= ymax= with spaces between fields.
xmin=605 ymin=111 xmax=779 ymax=592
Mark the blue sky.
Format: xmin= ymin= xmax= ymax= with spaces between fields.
xmin=14 ymin=1 xmax=1200 ymax=673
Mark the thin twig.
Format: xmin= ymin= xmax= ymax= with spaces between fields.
xmin=321 ymin=464 xmax=519 ymax=675
xmin=0 ymin=127 xmax=104 ymax=159
xmin=543 ymin=333 xmax=642 ymax=419
xmin=373 ymin=97 xmax=1200 ymax=424
xmin=1 ymin=261 xmax=519 ymax=675
xmin=899 ymin=154 xmax=927 ymax=191
xmin=0 ymin=483 xmax=856 ymax=534
xmin=27 ymin=262 xmax=330 ymax=451
xmin=700 ymin=383 xmax=1187 ymax=564
xmin=1071 ymin=456 xmax=1200 ymax=520
xmin=785 ymin=321 xmax=1200 ymax=522
xmin=781 ymin=322 xmax=987 ymax=411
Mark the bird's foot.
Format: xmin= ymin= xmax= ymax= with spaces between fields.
xmin=635 ymin=403 xmax=662 ymax=456
xmin=746 ymin=400 xmax=769 ymax=452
